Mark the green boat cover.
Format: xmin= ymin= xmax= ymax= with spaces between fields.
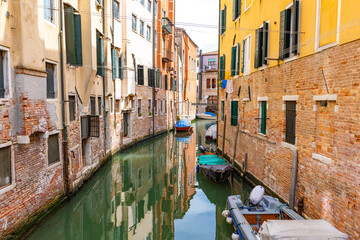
xmin=198 ymin=154 xmax=228 ymax=166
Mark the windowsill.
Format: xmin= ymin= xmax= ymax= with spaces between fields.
xmin=138 ymin=116 xmax=143 ymax=119
xmin=47 ymin=161 xmax=61 ymax=170
xmin=115 ymin=17 xmax=121 ymax=23
xmin=148 ymin=115 xmax=153 ymax=118
xmin=316 ymin=42 xmax=338 ymax=53
xmin=44 ymin=19 xmax=57 ymax=28
xmin=257 ymin=65 xmax=268 ymax=71
xmin=257 ymin=132 xmax=267 ymax=138
xmin=146 ymin=38 xmax=151 ymax=42
xmin=281 ymin=141 xmax=297 ymax=151
xmin=0 ymin=183 xmax=16 ymax=195
xmin=46 ymin=98 xmax=59 ymax=102
xmin=245 ymin=3 xmax=252 ymax=13
xmin=234 ymin=16 xmax=241 ymax=22
xmin=0 ymin=98 xmax=10 ymax=106
xmin=140 ymin=34 xmax=145 ymax=38
xmin=284 ymin=55 xmax=299 ymax=63
xmin=132 ymin=29 xmax=138 ymax=34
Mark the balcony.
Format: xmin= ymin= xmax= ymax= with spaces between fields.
xmin=162 ymin=49 xmax=174 ymax=63
xmin=162 ymin=17 xmax=174 ymax=35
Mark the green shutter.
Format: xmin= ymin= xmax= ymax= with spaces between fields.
xmin=236 ymin=43 xmax=240 ymax=75
xmin=261 ymin=101 xmax=267 ymax=134
xmin=96 ymin=32 xmax=104 ymax=76
xmin=219 ymin=56 xmax=223 ymax=80
xmin=156 ymin=70 xmax=159 ymax=88
xmin=241 ymin=40 xmax=245 ymax=73
xmin=119 ymin=54 xmax=124 ymax=79
xmin=100 ymin=37 xmax=104 ymax=76
xmin=112 ymin=48 xmax=116 ymax=79
xmin=231 ymin=46 xmax=236 ymax=76
xmin=292 ymin=0 xmax=300 ymax=55
xmin=221 ymin=6 xmax=227 ymax=34
xmin=279 ymin=9 xmax=291 ymax=60
xmin=0 ymin=53 xmax=4 ymax=98
xmin=74 ymin=14 xmax=83 ymax=66
xmin=65 ymin=7 xmax=76 ymax=65
xmin=231 ymin=101 xmax=238 ymax=126
xmin=262 ymin=22 xmax=269 ymax=66
xmin=232 ymin=0 xmax=236 ymax=20
xmin=237 ymin=0 xmax=241 ymax=17
xmin=224 ymin=6 xmax=227 ymax=33
xmin=223 ymin=54 xmax=226 ymax=79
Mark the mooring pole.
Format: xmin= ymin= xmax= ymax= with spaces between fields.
xmin=232 ymin=118 xmax=240 ymax=167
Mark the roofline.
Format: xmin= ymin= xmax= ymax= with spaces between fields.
xmin=175 ymin=27 xmax=198 ymax=48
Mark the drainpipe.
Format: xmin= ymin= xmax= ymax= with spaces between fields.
xmin=216 ymin=0 xmax=220 ymax=150
xmin=173 ymin=0 xmax=177 ymax=126
xmin=152 ymin=0 xmax=156 ymax=136
xmin=103 ymin=0 xmax=107 ymax=152
xmin=289 ymin=149 xmax=298 ymax=210
xmin=59 ymin=0 xmax=69 ymax=195
xmin=199 ymin=49 xmax=203 ymax=113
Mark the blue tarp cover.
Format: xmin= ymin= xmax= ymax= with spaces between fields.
xmin=174 ymin=120 xmax=191 ymax=128
xmin=198 ymin=154 xmax=228 ymax=166
xmin=204 ymin=112 xmax=216 ymax=117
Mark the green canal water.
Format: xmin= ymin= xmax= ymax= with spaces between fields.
xmin=28 ymin=120 xmax=253 ymax=240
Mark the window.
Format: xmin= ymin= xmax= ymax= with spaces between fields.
xmin=231 ymin=101 xmax=238 ymax=126
xmin=245 ymin=0 xmax=252 ymax=11
xmin=279 ymin=1 xmax=300 ymax=59
xmin=90 ymin=97 xmax=96 ymax=115
xmin=96 ymin=31 xmax=104 ymax=76
xmin=140 ymin=20 xmax=144 ymax=36
xmin=110 ymin=97 xmax=114 ymax=113
xmin=207 ymin=79 xmax=211 ymax=89
xmin=221 ymin=101 xmax=225 ymax=121
xmin=115 ymin=99 xmax=120 ymax=113
xmin=113 ymin=0 xmax=120 ymax=19
xmin=242 ymin=35 xmax=251 ymax=75
xmin=161 ymin=100 xmax=163 ymax=115
xmin=219 ymin=54 xmax=225 ymax=80
xmin=111 ymin=48 xmax=117 ymax=80
xmin=165 ymin=75 xmax=168 ymax=90
xmin=97 ymin=0 xmax=102 ymax=4
xmin=132 ymin=14 xmax=137 ymax=31
xmin=137 ymin=65 xmax=144 ymax=85
xmin=69 ymin=95 xmax=76 ymax=121
xmin=231 ymin=43 xmax=240 ymax=76
xmin=154 ymin=1 xmax=157 ymax=16
xmin=118 ymin=54 xmax=124 ymax=79
xmin=44 ymin=0 xmax=55 ymax=23
xmin=165 ymin=100 xmax=167 ymax=113
xmin=140 ymin=0 xmax=144 ymax=5
xmin=138 ymin=99 xmax=142 ymax=117
xmin=148 ymin=99 xmax=152 ymax=116
xmin=155 ymin=100 xmax=158 ymax=115
xmin=0 ymin=50 xmax=8 ymax=99
xmin=131 ymin=100 xmax=135 ymax=109
xmin=48 ymin=134 xmax=60 ymax=165
xmin=146 ymin=26 xmax=151 ymax=40
xmin=259 ymin=101 xmax=267 ymax=135
xmin=0 ymin=146 xmax=11 ymax=188
xmin=148 ymin=68 xmax=155 ymax=87
xmin=64 ymin=7 xmax=83 ymax=66
xmin=98 ymin=97 xmax=102 ymax=116
xmin=254 ymin=22 xmax=269 ymax=68
xmin=212 ymin=79 xmax=216 ymax=89
xmin=208 ymin=59 xmax=216 ymax=66
xmin=220 ymin=6 xmax=227 ymax=34
xmin=46 ymin=63 xmax=56 ymax=99
xmin=147 ymin=0 xmax=151 ymax=12
xmin=232 ymin=0 xmax=241 ymax=20
xmin=285 ymin=101 xmax=296 ymax=144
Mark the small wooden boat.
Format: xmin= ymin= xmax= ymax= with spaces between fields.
xmin=224 ymin=186 xmax=348 ymax=240
xmin=205 ymin=124 xmax=217 ymax=140
xmin=197 ymin=146 xmax=232 ymax=183
xmin=196 ymin=112 xmax=217 ymax=120
xmin=174 ymin=120 xmax=192 ymax=133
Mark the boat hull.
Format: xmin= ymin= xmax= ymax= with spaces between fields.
xmin=196 ymin=114 xmax=216 ymax=120
xmin=199 ymin=164 xmax=232 ymax=183
xmin=175 ymin=126 xmax=192 ymax=132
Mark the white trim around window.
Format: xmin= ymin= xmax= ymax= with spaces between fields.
xmin=0 ymin=46 xmax=12 ymax=100
xmin=0 ymin=142 xmax=16 ymax=195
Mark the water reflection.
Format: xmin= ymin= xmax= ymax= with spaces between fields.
xmin=29 ymin=121 xmax=253 ymax=240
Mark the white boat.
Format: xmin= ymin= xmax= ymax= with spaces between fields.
xmin=205 ymin=124 xmax=217 ymax=140
xmin=196 ymin=112 xmax=216 ymax=120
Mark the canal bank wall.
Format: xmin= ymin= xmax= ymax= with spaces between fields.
xmin=2 ymin=129 xmax=171 ymax=240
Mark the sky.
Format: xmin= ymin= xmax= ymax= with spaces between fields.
xmin=175 ymin=0 xmax=219 ymax=53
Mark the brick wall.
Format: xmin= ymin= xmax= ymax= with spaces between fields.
xmin=218 ymin=39 xmax=360 ymax=239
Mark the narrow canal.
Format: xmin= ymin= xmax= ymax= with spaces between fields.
xmin=28 ymin=120 xmax=254 ymax=240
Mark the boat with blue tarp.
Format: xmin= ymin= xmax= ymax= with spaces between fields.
xmin=174 ymin=119 xmax=192 ymax=132
xmin=196 ymin=112 xmax=217 ymax=120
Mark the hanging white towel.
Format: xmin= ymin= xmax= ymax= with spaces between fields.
xmin=226 ymin=79 xmax=233 ymax=94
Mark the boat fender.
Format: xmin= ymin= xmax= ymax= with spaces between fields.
xmin=226 ymin=216 xmax=233 ymax=224
xmin=196 ymin=165 xmax=199 ymax=173
xmin=249 ymin=185 xmax=265 ymax=206
xmin=222 ymin=210 xmax=230 ymax=218
xmin=231 ymin=231 xmax=240 ymax=240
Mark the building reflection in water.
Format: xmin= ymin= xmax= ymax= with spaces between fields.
xmin=29 ymin=121 xmax=251 ymax=240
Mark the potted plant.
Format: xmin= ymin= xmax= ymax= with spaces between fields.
xmin=138 ymin=113 xmax=142 ymax=117
xmin=148 ymin=112 xmax=152 ymax=116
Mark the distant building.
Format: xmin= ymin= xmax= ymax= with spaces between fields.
xmin=198 ymin=50 xmax=218 ymax=114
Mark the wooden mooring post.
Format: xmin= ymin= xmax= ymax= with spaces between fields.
xmin=232 ymin=119 xmax=240 ymax=167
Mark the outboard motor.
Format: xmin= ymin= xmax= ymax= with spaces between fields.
xmin=248 ymin=185 xmax=265 ymax=207
xmin=199 ymin=145 xmax=207 ymax=153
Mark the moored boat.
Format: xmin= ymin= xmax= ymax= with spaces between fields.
xmin=197 ymin=146 xmax=232 ymax=183
xmin=196 ymin=112 xmax=217 ymax=120
xmin=205 ymin=124 xmax=217 ymax=140
xmin=224 ymin=186 xmax=348 ymax=240
xmin=174 ymin=119 xmax=192 ymax=133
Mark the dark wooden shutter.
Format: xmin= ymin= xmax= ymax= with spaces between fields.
xmin=237 ymin=0 xmax=241 ymax=17
xmin=232 ymin=0 xmax=236 ymax=21
xmin=223 ymin=54 xmax=226 ymax=79
xmin=221 ymin=9 xmax=225 ymax=34
xmin=156 ymin=70 xmax=159 ymax=88
xmin=138 ymin=65 xmax=144 ymax=85
xmin=279 ymin=9 xmax=291 ymax=60
xmin=285 ymin=101 xmax=296 ymax=144
xmin=292 ymin=0 xmax=300 ymax=55
xmin=241 ymin=40 xmax=245 ymax=73
xmin=219 ymin=55 xmax=223 ymax=80
xmin=148 ymin=68 xmax=155 ymax=87
xmin=236 ymin=43 xmax=240 ymax=75
xmin=112 ymin=48 xmax=117 ymax=79
xmin=69 ymin=95 xmax=76 ymax=121
xmin=231 ymin=101 xmax=238 ymax=126
xmin=231 ymin=46 xmax=236 ymax=76
xmin=46 ymin=63 xmax=55 ymax=99
xmin=261 ymin=101 xmax=267 ymax=134
xmin=262 ymin=22 xmax=269 ymax=65
xmin=64 ymin=7 xmax=76 ymax=65
xmin=165 ymin=74 xmax=168 ymax=90
xmin=254 ymin=28 xmax=263 ymax=68
xmin=81 ymin=116 xmax=89 ymax=139
xmin=74 ymin=14 xmax=83 ymax=66
xmin=224 ymin=6 xmax=227 ymax=33
xmin=96 ymin=32 xmax=104 ymax=76
xmin=119 ymin=54 xmax=124 ymax=79
xmin=0 ymin=52 xmax=4 ymax=98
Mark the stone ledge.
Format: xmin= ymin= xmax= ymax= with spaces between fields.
xmin=313 ymin=94 xmax=337 ymax=101
xmin=257 ymin=96 xmax=268 ymax=101
xmin=282 ymin=95 xmax=299 ymax=101
xmin=281 ymin=141 xmax=297 ymax=151
xmin=312 ymin=153 xmax=333 ymax=165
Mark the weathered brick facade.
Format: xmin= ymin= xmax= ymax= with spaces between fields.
xmin=218 ymin=39 xmax=360 ymax=239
